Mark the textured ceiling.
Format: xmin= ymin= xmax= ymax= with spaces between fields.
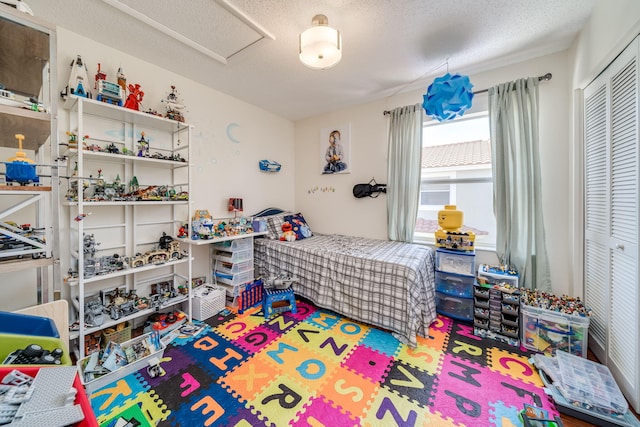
xmin=23 ymin=0 xmax=595 ymax=121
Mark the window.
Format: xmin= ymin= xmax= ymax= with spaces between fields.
xmin=414 ymin=112 xmax=496 ymax=249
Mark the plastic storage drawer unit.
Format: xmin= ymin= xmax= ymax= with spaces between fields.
xmin=477 ymin=264 xmax=519 ymax=288
xmin=436 ymin=292 xmax=473 ymax=321
xmin=212 ymin=238 xmax=253 ymax=251
xmin=435 ymin=248 xmax=476 ymax=276
xmin=521 ymin=305 xmax=589 ymax=357
xmin=435 ymin=271 xmax=474 ymax=298
xmin=214 ymin=249 xmax=253 ymax=264
xmin=214 ymin=269 xmax=254 ymax=286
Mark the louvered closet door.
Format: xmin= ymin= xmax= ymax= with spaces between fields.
xmin=584 ymin=36 xmax=640 ymax=413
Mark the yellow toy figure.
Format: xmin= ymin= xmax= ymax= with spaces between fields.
xmin=434 ymin=205 xmax=475 ymax=251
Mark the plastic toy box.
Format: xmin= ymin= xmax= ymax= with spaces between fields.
xmin=435 ymin=248 xmax=476 ymax=276
xmin=436 ymin=292 xmax=474 ymax=321
xmin=192 ymin=284 xmax=226 ymax=320
xmin=533 ymin=351 xmax=640 ymax=426
xmin=0 ymin=311 xmax=59 ymax=338
xmin=435 ymin=271 xmax=475 ymax=298
xmin=520 ymin=305 xmax=589 ymax=357
xmin=0 ymin=333 xmax=71 ymax=366
xmin=0 ymin=366 xmax=98 ymax=427
xmin=477 ymin=264 xmax=519 ymax=288
xmin=77 ymin=332 xmax=165 ymax=394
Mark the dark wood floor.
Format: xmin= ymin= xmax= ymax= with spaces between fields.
xmin=556 ymin=349 xmax=639 ymax=426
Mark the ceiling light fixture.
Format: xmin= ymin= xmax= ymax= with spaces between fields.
xmin=299 ymin=14 xmax=342 ymax=70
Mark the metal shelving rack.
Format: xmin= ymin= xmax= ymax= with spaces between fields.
xmin=0 ymin=4 xmax=60 ymax=304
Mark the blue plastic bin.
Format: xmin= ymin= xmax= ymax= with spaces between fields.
xmin=0 ymin=311 xmax=60 ymax=338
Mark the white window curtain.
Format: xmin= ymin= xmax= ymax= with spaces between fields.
xmin=488 ymin=78 xmax=551 ymax=290
xmin=387 ymin=103 xmax=423 ymax=242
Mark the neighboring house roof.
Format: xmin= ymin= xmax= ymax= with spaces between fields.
xmin=414 ymin=218 xmax=489 ymax=235
xmin=421 ymin=140 xmax=491 ymax=168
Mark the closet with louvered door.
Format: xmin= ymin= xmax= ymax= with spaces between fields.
xmin=583 ymin=35 xmax=640 ymax=413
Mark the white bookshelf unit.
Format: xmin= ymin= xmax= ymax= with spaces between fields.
xmin=62 ymin=95 xmax=192 ymax=358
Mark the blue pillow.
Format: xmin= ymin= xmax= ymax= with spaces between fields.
xmin=284 ymin=213 xmax=313 ymax=240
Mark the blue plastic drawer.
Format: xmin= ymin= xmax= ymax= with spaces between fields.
xmin=435 ymin=271 xmax=474 ymax=298
xmin=436 ymin=292 xmax=473 ymax=321
xmin=0 ymin=311 xmax=59 ymax=338
xmin=435 ymin=248 xmax=476 ymax=276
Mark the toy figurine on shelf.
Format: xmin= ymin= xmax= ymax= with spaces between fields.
xmin=95 ymin=63 xmax=124 ymax=106
xmin=124 ymin=83 xmax=144 ymax=110
xmin=137 ymin=132 xmax=150 ymax=157
xmin=61 ymin=55 xmax=91 ymax=99
xmin=5 ymin=133 xmax=39 ymax=185
xmin=434 ymin=205 xmax=475 ymax=251
xmin=162 ymin=85 xmax=186 ymax=122
xmin=116 ymin=66 xmax=126 ymax=93
xmin=94 ymin=63 xmax=106 ymax=89
xmin=65 ymin=131 xmax=89 ymax=149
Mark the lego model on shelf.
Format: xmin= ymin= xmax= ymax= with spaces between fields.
xmin=63 ymin=94 xmax=193 ymax=359
xmin=0 ymin=4 xmax=61 ymax=303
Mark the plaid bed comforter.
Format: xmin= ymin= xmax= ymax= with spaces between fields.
xmin=254 ymin=234 xmax=436 ymax=347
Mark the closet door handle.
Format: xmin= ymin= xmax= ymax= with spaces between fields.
xmin=615 ymin=243 xmax=625 ymax=250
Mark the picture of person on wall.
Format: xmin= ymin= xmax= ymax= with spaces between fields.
xmin=323 ymin=129 xmax=348 ymax=174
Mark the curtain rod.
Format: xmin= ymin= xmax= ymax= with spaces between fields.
xmin=383 ymin=72 xmax=552 ymax=116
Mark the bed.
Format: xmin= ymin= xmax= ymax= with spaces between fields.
xmin=252 ymin=210 xmax=437 ymax=347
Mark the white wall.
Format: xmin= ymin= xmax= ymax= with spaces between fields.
xmin=294 ymin=51 xmax=573 ymax=295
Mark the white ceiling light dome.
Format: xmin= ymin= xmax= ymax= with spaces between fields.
xmin=299 ymin=14 xmax=342 ymax=70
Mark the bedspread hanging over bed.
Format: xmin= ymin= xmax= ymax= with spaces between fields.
xmin=254 ymin=233 xmax=437 ymax=347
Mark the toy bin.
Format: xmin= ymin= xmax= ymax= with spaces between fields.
xmin=0 ymin=311 xmax=59 ymax=338
xmin=214 ymin=248 xmax=253 ymax=264
xmin=212 ymin=238 xmax=253 ymax=251
xmin=520 ymin=305 xmax=589 ymax=357
xmin=436 ymin=292 xmax=473 ymax=321
xmin=0 ymin=333 xmax=71 ymax=366
xmin=214 ymin=268 xmax=254 ymax=286
xmin=477 ymin=264 xmax=519 ymax=288
xmin=0 ymin=366 xmax=98 ymax=427
xmin=102 ymin=322 xmax=131 ymax=346
xmin=192 ymin=285 xmax=226 ymax=320
xmin=77 ymin=332 xmax=165 ymax=394
xmin=435 ymin=271 xmax=474 ymax=298
xmin=435 ymin=248 xmax=476 ymax=276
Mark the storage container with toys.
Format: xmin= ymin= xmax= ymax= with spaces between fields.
xmin=520 ymin=289 xmax=592 ymax=357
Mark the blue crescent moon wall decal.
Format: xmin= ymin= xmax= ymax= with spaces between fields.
xmin=226 ymin=123 xmax=240 ymax=143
